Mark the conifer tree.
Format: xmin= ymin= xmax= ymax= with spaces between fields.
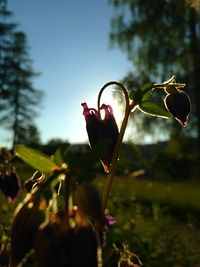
xmin=0 ymin=0 xmax=43 ymax=147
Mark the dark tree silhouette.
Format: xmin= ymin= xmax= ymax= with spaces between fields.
xmin=0 ymin=0 xmax=16 ymax=106
xmin=0 ymin=0 xmax=43 ymax=147
xmin=109 ymin=0 xmax=200 ymax=141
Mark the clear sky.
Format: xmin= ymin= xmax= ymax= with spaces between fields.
xmin=0 ymin=0 xmax=132 ymax=147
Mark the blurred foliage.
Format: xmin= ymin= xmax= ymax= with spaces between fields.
xmin=109 ymin=0 xmax=200 ymax=144
xmin=14 ymin=140 xmax=198 ymax=182
xmin=95 ymin=175 xmax=200 ymax=267
xmin=0 ymin=143 xmax=200 ymax=266
xmin=150 ymin=137 xmax=198 ymax=181
xmin=0 ymin=144 xmax=103 ymax=266
xmin=115 ymin=142 xmax=146 ymax=176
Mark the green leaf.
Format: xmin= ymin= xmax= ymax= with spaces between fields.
xmin=129 ymin=89 xmax=142 ymax=103
xmin=53 ymin=143 xmax=70 ymax=165
xmin=140 ymin=82 xmax=155 ymax=102
xmin=140 ymin=82 xmax=154 ymax=92
xmin=15 ymin=145 xmax=58 ymax=173
xmin=142 ymin=88 xmax=153 ymax=102
xmin=139 ymin=101 xmax=171 ymax=118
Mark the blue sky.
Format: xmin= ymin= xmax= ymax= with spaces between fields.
xmin=0 ymin=0 xmax=132 ymax=147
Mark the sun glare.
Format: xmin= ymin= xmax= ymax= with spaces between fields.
xmin=87 ymin=88 xmax=125 ymax=129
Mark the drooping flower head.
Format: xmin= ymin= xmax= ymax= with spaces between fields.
xmin=82 ymin=103 xmax=101 ymax=150
xmin=82 ymin=102 xmax=119 ymax=173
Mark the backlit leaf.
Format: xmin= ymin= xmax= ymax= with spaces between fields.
xmin=15 ymin=145 xmax=58 ymax=174
xmin=142 ymin=88 xmax=153 ymax=102
xmin=139 ymin=101 xmax=171 ymax=118
xmin=140 ymin=82 xmax=154 ymax=92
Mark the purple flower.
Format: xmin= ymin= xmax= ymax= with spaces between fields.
xmin=98 ymin=213 xmax=116 ymax=247
xmin=82 ymin=102 xmax=119 ymax=173
xmin=104 ymin=214 xmax=116 ymax=229
xmin=82 ymin=103 xmax=101 ymax=152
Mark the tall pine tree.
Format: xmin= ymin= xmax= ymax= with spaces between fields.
xmin=0 ymin=0 xmax=43 ymax=147
xmin=0 ymin=0 xmax=16 ymax=109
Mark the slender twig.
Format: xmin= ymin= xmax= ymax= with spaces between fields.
xmin=64 ymin=174 xmax=70 ymax=230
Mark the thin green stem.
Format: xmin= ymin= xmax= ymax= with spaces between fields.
xmin=102 ymin=105 xmax=134 ymax=211
xmin=97 ymin=81 xmax=136 ymax=211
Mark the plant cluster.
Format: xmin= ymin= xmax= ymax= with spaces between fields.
xmin=0 ymin=76 xmax=191 ymax=266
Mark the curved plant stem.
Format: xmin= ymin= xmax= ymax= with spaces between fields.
xmin=97 ymin=81 xmax=128 ymax=113
xmin=97 ymin=75 xmax=184 ymax=211
xmin=97 ymin=81 xmax=136 ymax=211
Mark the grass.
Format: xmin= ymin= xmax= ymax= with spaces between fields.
xmin=94 ymin=175 xmax=200 ymax=266
xmin=95 ymin=175 xmax=200 ymax=219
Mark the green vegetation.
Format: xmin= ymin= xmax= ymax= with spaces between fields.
xmin=1 ymin=154 xmax=200 ymax=266
xmin=110 ymin=0 xmax=200 ymax=146
xmin=95 ymin=176 xmax=200 ymax=267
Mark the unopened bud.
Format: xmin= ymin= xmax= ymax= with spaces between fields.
xmin=164 ymin=92 xmax=191 ymax=127
xmin=10 ymin=200 xmax=46 ymax=265
xmin=1 ymin=171 xmax=21 ymax=201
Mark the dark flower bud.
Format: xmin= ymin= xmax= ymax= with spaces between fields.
xmin=81 ymin=102 xmax=119 ymax=173
xmin=10 ymin=200 xmax=46 ymax=265
xmin=1 ymin=170 xmax=21 ymax=201
xmin=164 ymin=92 xmax=191 ymax=127
xmin=75 ymin=183 xmax=105 ymax=225
xmin=35 ymin=223 xmax=98 ymax=267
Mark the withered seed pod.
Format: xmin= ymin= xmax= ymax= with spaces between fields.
xmin=164 ymin=92 xmax=191 ymax=127
xmin=75 ymin=183 xmax=105 ymax=226
xmin=10 ymin=201 xmax=46 ymax=265
xmin=35 ymin=223 xmax=98 ymax=267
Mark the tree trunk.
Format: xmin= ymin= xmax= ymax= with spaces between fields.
xmin=12 ymin=78 xmax=20 ymax=148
